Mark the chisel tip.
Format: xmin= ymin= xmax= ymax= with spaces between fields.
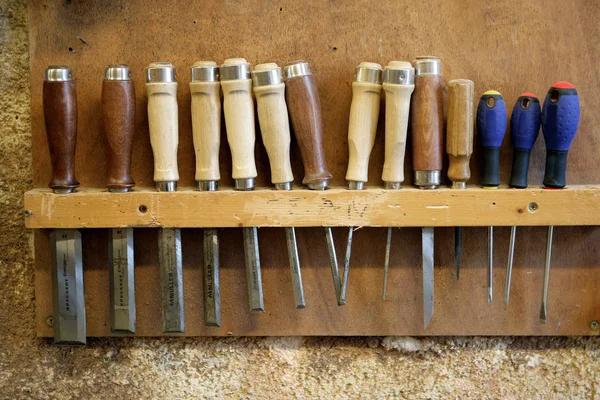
xmin=540 ymin=304 xmax=547 ymax=324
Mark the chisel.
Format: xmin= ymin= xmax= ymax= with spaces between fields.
xmin=146 ymin=62 xmax=184 ymax=332
xmin=252 ymin=63 xmax=305 ymax=309
xmin=220 ymin=58 xmax=263 ymax=312
xmin=43 ymin=65 xmax=86 ymax=345
xmin=190 ymin=61 xmax=222 ymax=326
xmin=539 ymin=82 xmax=580 ymax=323
xmin=380 ymin=61 xmax=414 ymax=299
xmin=342 ymin=62 xmax=383 ymax=305
xmin=101 ymin=64 xmax=136 ymax=333
xmin=283 ymin=61 xmax=340 ymax=304
xmin=476 ymin=90 xmax=507 ymax=304
xmin=410 ymin=56 xmax=444 ymax=328
xmin=446 ymin=79 xmax=474 ymax=280
xmin=504 ymin=93 xmax=540 ymax=306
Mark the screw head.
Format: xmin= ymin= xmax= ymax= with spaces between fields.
xmin=24 ymin=210 xmax=33 ymax=217
xmin=45 ymin=316 xmax=54 ymax=327
xmin=527 ymin=202 xmax=539 ymax=212
xmin=590 ymin=320 xmax=599 ymax=331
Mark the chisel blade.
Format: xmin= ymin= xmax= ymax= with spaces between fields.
xmin=203 ymin=228 xmax=221 ymax=327
xmin=285 ymin=227 xmax=305 ymax=309
xmin=243 ymin=227 xmax=264 ymax=312
xmin=109 ymin=228 xmax=136 ymax=333
xmin=158 ymin=227 xmax=184 ymax=333
xmin=324 ymin=227 xmax=342 ymax=305
xmin=422 ymin=227 xmax=434 ymax=329
xmin=51 ymin=229 xmax=86 ymax=345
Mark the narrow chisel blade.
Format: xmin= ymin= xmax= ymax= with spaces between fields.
xmin=505 ymin=226 xmax=517 ymax=306
xmin=422 ymin=227 xmax=434 ymax=329
xmin=243 ymin=227 xmax=264 ymax=312
xmin=285 ymin=227 xmax=305 ymax=309
xmin=203 ymin=228 xmax=221 ymax=326
xmin=324 ymin=227 xmax=342 ymax=305
xmin=51 ymin=229 xmax=86 ymax=345
xmin=339 ymin=226 xmax=354 ymax=306
xmin=158 ymin=228 xmax=184 ymax=333
xmin=382 ymin=227 xmax=393 ymax=300
xmin=109 ymin=228 xmax=136 ymax=333
xmin=454 ymin=227 xmax=462 ymax=280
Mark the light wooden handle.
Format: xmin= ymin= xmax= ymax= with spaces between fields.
xmin=221 ymin=59 xmax=257 ymax=180
xmin=146 ymin=82 xmax=179 ymax=183
xmin=252 ymin=63 xmax=293 ymax=184
xmin=190 ymin=61 xmax=221 ymax=182
xmin=446 ymin=79 xmax=474 ymax=185
xmin=346 ymin=62 xmax=382 ymax=183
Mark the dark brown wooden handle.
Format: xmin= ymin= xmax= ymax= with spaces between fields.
xmin=102 ymin=80 xmax=135 ymax=190
xmin=43 ymin=80 xmax=79 ymax=191
xmin=410 ymin=74 xmax=444 ymax=172
xmin=285 ymin=75 xmax=332 ymax=186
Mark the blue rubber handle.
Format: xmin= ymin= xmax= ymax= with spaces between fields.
xmin=477 ymin=90 xmax=507 ymax=187
xmin=511 ymin=94 xmax=541 ymax=151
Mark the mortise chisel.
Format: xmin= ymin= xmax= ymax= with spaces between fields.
xmin=380 ymin=61 xmax=414 ymax=299
xmin=504 ymin=93 xmax=540 ymax=306
xmin=102 ymin=64 xmax=136 ymax=333
xmin=221 ymin=58 xmax=264 ymax=312
xmin=146 ymin=62 xmax=185 ymax=332
xmin=283 ymin=61 xmax=340 ymax=304
xmin=410 ymin=56 xmax=444 ymax=328
xmin=252 ymin=63 xmax=305 ymax=309
xmin=342 ymin=62 xmax=383 ymax=305
xmin=190 ymin=61 xmax=222 ymax=326
xmin=446 ymin=79 xmax=475 ymax=280
xmin=476 ymin=90 xmax=507 ymax=304
xmin=539 ymin=82 xmax=580 ymax=323
xmin=43 ymin=65 xmax=86 ymax=345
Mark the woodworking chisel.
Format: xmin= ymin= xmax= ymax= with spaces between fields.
xmin=283 ymin=61 xmax=340 ymax=304
xmin=476 ymin=90 xmax=507 ymax=304
xmin=410 ymin=56 xmax=444 ymax=328
xmin=102 ymin=64 xmax=136 ymax=333
xmin=342 ymin=62 xmax=382 ymax=305
xmin=381 ymin=61 xmax=414 ymax=299
xmin=146 ymin=62 xmax=184 ymax=332
xmin=221 ymin=58 xmax=264 ymax=312
xmin=539 ymin=82 xmax=580 ymax=323
xmin=504 ymin=93 xmax=540 ymax=306
xmin=446 ymin=79 xmax=474 ymax=280
xmin=190 ymin=61 xmax=222 ymax=326
xmin=252 ymin=63 xmax=305 ymax=309
xmin=44 ymin=65 xmax=86 ymax=345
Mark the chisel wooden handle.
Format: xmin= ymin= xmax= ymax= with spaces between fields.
xmin=410 ymin=57 xmax=444 ymax=189
xmin=446 ymin=79 xmax=474 ymax=189
xmin=252 ymin=63 xmax=294 ymax=185
xmin=190 ymin=61 xmax=221 ymax=185
xmin=284 ymin=61 xmax=332 ymax=189
xmin=146 ymin=62 xmax=179 ymax=190
xmin=381 ymin=61 xmax=414 ymax=186
xmin=102 ymin=64 xmax=135 ymax=192
xmin=346 ymin=62 xmax=382 ymax=184
xmin=221 ymin=58 xmax=257 ymax=182
xmin=43 ymin=66 xmax=79 ymax=193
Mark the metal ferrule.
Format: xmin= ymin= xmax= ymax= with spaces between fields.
xmin=146 ymin=62 xmax=176 ymax=83
xmin=109 ymin=187 xmax=131 ymax=193
xmin=413 ymin=57 xmax=441 ymax=76
xmin=275 ymin=182 xmax=292 ymax=190
xmin=220 ymin=61 xmax=251 ymax=81
xmin=414 ymin=171 xmax=441 ymax=189
xmin=354 ymin=65 xmax=382 ymax=84
xmin=307 ymin=181 xmax=329 ymax=190
xmin=347 ymin=181 xmax=365 ymax=190
xmin=191 ymin=64 xmax=220 ymax=82
xmin=156 ymin=181 xmax=177 ymax=192
xmin=235 ymin=178 xmax=255 ymax=191
xmin=452 ymin=182 xmax=467 ymax=190
xmin=53 ymin=188 xmax=74 ymax=194
xmin=105 ymin=64 xmax=131 ymax=81
xmin=383 ymin=67 xmax=415 ymax=85
xmin=283 ymin=61 xmax=311 ymax=79
xmin=251 ymin=67 xmax=283 ymax=87
xmin=45 ymin=65 xmax=72 ymax=82
xmin=198 ymin=181 xmax=218 ymax=191
xmin=384 ymin=182 xmax=401 ymax=190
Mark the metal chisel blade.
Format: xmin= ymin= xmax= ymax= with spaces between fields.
xmin=454 ymin=227 xmax=462 ymax=280
xmin=339 ymin=226 xmax=354 ymax=306
xmin=243 ymin=227 xmax=264 ymax=312
xmin=51 ymin=229 xmax=86 ymax=345
xmin=158 ymin=227 xmax=184 ymax=333
xmin=422 ymin=227 xmax=434 ymax=329
xmin=324 ymin=227 xmax=342 ymax=305
xmin=203 ymin=228 xmax=221 ymax=326
xmin=109 ymin=228 xmax=136 ymax=333
xmin=505 ymin=226 xmax=517 ymax=306
xmin=285 ymin=227 xmax=305 ymax=309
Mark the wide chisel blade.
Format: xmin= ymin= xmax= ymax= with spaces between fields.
xmin=243 ymin=227 xmax=264 ymax=312
xmin=109 ymin=228 xmax=136 ymax=333
xmin=203 ymin=228 xmax=220 ymax=326
xmin=285 ymin=227 xmax=305 ymax=309
xmin=422 ymin=227 xmax=434 ymax=329
xmin=51 ymin=229 xmax=86 ymax=345
xmin=158 ymin=227 xmax=184 ymax=333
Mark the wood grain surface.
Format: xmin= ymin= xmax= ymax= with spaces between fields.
xmin=28 ymin=0 xmax=600 ymax=336
xmin=446 ymin=79 xmax=475 ymax=184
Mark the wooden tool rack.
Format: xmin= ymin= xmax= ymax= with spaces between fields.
xmin=25 ymin=1 xmax=600 ymax=336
